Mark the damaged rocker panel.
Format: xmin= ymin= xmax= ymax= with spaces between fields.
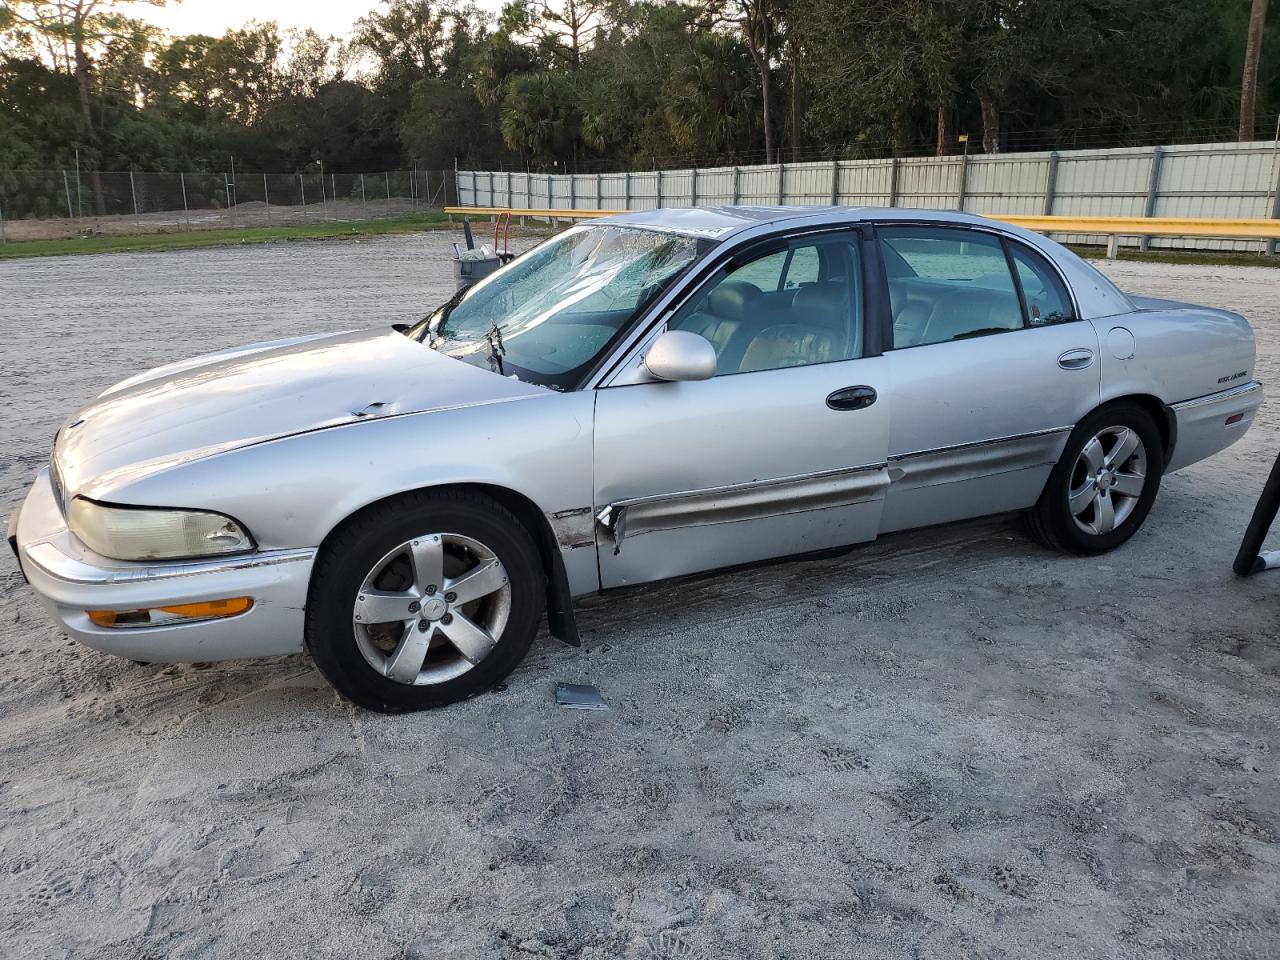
xmin=594 ymin=464 xmax=890 ymax=551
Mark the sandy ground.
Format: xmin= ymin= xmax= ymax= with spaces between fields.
xmin=1 ymin=238 xmax=1279 ymax=959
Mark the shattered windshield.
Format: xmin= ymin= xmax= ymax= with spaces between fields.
xmin=408 ymin=224 xmax=707 ymax=390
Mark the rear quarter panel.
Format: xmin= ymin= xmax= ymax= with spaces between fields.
xmin=1092 ymin=300 xmax=1259 ymax=472
xmin=1091 ymin=301 xmax=1256 ymax=406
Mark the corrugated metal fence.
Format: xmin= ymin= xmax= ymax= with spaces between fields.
xmin=459 ymin=140 xmax=1280 ymax=252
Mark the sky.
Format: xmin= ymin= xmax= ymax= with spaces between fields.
xmin=143 ymin=0 xmax=507 ymax=40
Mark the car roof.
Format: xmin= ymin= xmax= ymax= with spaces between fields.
xmin=597 ymin=205 xmax=1134 ymax=321
xmin=600 ymin=205 xmax=1016 ymax=240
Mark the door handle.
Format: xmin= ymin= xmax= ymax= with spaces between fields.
xmin=827 ymin=385 xmax=877 ymax=411
xmin=1058 ymin=348 xmax=1094 ymax=370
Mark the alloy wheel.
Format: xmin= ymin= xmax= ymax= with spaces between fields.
xmin=352 ymin=533 xmax=511 ymax=685
xmin=1068 ymin=425 xmax=1148 ymax=536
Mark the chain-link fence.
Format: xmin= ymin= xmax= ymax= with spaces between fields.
xmin=0 ymin=169 xmax=458 ymax=242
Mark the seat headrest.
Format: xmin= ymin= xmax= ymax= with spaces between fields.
xmin=707 ymin=281 xmax=761 ymax=321
xmin=792 ymin=283 xmax=849 ymax=330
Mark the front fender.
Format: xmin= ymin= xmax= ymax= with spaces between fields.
xmin=93 ymin=391 xmax=601 ymax=597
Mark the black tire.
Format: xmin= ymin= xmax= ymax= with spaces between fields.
xmin=1027 ymin=402 xmax=1164 ymax=555
xmin=306 ymin=490 xmax=544 ymax=712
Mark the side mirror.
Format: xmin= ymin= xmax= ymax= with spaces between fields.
xmin=643 ymin=330 xmax=717 ymax=382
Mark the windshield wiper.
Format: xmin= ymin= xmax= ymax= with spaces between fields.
xmin=486 ymin=322 xmax=506 ymax=375
xmin=412 ymin=287 xmax=470 ymax=344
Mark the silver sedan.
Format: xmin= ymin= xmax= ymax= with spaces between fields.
xmin=9 ymin=207 xmax=1263 ymax=711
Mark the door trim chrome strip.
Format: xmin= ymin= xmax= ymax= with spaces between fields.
xmin=889 ymin=424 xmax=1072 ymax=463
xmin=888 ymin=427 xmax=1070 ymax=490
xmin=595 ymin=463 xmax=890 ymax=551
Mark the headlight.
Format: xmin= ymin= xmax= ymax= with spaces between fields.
xmin=68 ymin=498 xmax=254 ymax=561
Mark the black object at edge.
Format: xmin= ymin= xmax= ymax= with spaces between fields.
xmin=1234 ymin=447 xmax=1280 ymax=576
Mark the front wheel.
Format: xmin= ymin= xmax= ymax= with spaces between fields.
xmin=1027 ymin=403 xmax=1164 ymax=555
xmin=306 ymin=491 xmax=545 ymax=712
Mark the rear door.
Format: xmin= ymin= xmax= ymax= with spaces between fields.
xmin=592 ymin=228 xmax=892 ymax=589
xmin=874 ymin=223 xmax=1101 ymax=533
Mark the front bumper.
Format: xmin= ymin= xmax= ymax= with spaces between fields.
xmin=10 ymin=469 xmax=314 ymax=663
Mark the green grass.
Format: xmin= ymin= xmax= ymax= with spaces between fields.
xmin=1069 ymin=244 xmax=1280 ymax=269
xmin=0 ymin=211 xmax=454 ymax=259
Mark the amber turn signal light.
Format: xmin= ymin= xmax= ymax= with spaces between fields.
xmin=88 ymin=597 xmax=253 ymax=628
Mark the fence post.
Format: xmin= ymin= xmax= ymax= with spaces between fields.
xmin=888 ymin=157 xmax=900 ymax=207
xmin=508 ymin=170 xmax=514 ymax=209
xmin=360 ymin=174 xmax=367 ymax=217
xmin=1269 ymin=162 xmax=1280 ymax=255
xmin=263 ymin=173 xmax=271 ymax=225
xmin=830 ymin=160 xmax=840 ymax=205
xmin=624 ymin=171 xmax=632 ymax=210
xmin=777 ymin=162 xmax=785 ymax=204
xmin=596 ymin=172 xmax=602 ymax=210
xmin=62 ymin=170 xmax=75 ymax=223
xmin=956 ymin=155 xmax=970 ymax=211
xmin=299 ymin=173 xmax=308 ymax=222
xmin=1140 ymin=146 xmax=1164 ymax=253
xmin=320 ymin=172 xmax=329 ymax=221
xmin=131 ymin=169 xmax=142 ymax=227
xmin=657 ymin=168 xmax=663 ymax=207
xmin=180 ymin=171 xmax=190 ymax=230
xmin=223 ymin=171 xmax=232 ymax=225
xmin=690 ymin=167 xmax=698 ymax=207
xmin=386 ymin=171 xmax=392 ymax=213
xmin=1043 ymin=151 xmax=1060 ymax=216
xmin=569 ymin=172 xmax=576 ymax=211
xmin=732 ymin=166 xmax=740 ymax=204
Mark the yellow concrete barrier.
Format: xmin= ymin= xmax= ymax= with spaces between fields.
xmin=445 ymin=206 xmax=621 ymax=220
xmin=998 ymin=215 xmax=1280 ymax=240
xmin=444 ymin=207 xmax=1280 ymax=256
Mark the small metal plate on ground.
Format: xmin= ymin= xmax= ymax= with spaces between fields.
xmin=556 ymin=683 xmax=609 ymax=711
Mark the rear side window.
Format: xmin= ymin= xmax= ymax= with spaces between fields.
xmin=1009 ymin=244 xmax=1075 ymax=326
xmin=782 ymin=247 xmax=820 ymax=288
xmin=879 ymin=226 xmax=1024 ymax=348
xmin=730 ymin=249 xmax=788 ymax=291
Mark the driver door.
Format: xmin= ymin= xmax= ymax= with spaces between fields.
xmin=592 ymin=230 xmax=891 ymax=589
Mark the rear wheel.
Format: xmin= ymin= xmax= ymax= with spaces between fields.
xmin=1027 ymin=403 xmax=1164 ymax=555
xmin=306 ymin=491 xmax=544 ymax=712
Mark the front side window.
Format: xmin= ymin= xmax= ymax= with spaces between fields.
xmin=880 ymin=226 xmax=1024 ymax=348
xmin=668 ymin=233 xmax=863 ymax=375
xmin=407 ymin=225 xmax=706 ymax=390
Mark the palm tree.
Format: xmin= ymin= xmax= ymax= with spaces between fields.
xmin=1240 ymin=0 xmax=1269 ymax=141
xmin=663 ymin=32 xmax=760 ymax=161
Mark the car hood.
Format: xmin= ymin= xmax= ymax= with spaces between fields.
xmin=55 ymin=327 xmax=546 ymax=500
